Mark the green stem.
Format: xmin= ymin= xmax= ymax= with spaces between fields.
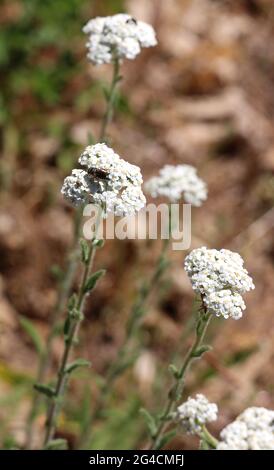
xmin=150 ymin=300 xmax=212 ymax=450
xmin=43 ymin=210 xmax=102 ymax=447
xmin=78 ymin=236 xmax=171 ymax=449
xmin=99 ymin=59 xmax=120 ymax=143
xmin=200 ymin=425 xmax=218 ymax=449
xmin=25 ymin=208 xmax=82 ymax=448
xmin=27 ymin=57 xmax=121 ymax=449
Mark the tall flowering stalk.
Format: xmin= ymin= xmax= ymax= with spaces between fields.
xmin=78 ymin=231 xmax=171 ymax=449
xmin=84 ymin=12 xmax=157 ymax=146
xmin=26 ymin=13 xmax=157 ymax=449
xmin=149 ymin=298 xmax=212 ymax=450
xmin=79 ymin=165 xmax=208 ymax=448
xmin=25 ymin=208 xmax=82 ymax=448
xmin=42 ymin=142 xmax=146 ymax=448
xmin=43 ymin=208 xmax=104 ymax=446
xmin=25 ymin=58 xmax=120 ymax=450
xmin=144 ymin=247 xmax=254 ymax=450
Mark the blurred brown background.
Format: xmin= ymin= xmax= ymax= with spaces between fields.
xmin=0 ymin=0 xmax=274 ymax=449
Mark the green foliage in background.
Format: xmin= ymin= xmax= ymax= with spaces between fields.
xmin=0 ymin=0 xmax=125 ymax=122
xmin=1 ymin=0 xmax=85 ymax=118
xmin=0 ymin=0 xmax=128 ymax=191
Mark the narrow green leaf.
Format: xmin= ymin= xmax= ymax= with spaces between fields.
xmin=19 ymin=316 xmax=44 ymax=356
xmin=67 ymin=293 xmax=77 ymax=311
xmin=155 ymin=430 xmax=177 ymax=450
xmin=92 ymin=238 xmax=105 ymax=248
xmin=168 ymin=364 xmax=180 ymax=379
xmin=139 ymin=408 xmax=157 ymax=438
xmin=34 ymin=383 xmax=55 ymax=398
xmin=65 ymin=358 xmax=91 ymax=374
xmin=192 ymin=345 xmax=212 ymax=358
xmin=80 ymin=239 xmax=90 ymax=264
xmin=83 ymin=269 xmax=106 ymax=294
xmin=45 ymin=438 xmax=68 ymax=450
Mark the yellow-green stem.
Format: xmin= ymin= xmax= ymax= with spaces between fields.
xmin=78 ymin=235 xmax=171 ymax=449
xmin=43 ymin=210 xmax=102 ymax=447
xmin=28 ymin=57 xmax=121 ymax=449
xmin=150 ymin=302 xmax=212 ymax=450
xmin=99 ymin=59 xmax=120 ymax=142
xmin=25 ymin=208 xmax=82 ymax=448
xmin=200 ymin=425 xmax=218 ymax=449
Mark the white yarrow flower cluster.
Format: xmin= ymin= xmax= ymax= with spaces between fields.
xmin=61 ymin=169 xmax=99 ymax=207
xmin=184 ymin=247 xmax=254 ymax=319
xmin=175 ymin=394 xmax=218 ymax=435
xmin=217 ymin=407 xmax=274 ymax=450
xmin=83 ymin=14 xmax=157 ymax=65
xmin=145 ymin=165 xmax=207 ymax=206
xmin=61 ymin=143 xmax=146 ymax=217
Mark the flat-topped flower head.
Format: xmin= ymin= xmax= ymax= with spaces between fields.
xmin=145 ymin=164 xmax=207 ymax=206
xmin=184 ymin=247 xmax=254 ymax=294
xmin=92 ymin=186 xmax=146 ymax=217
xmin=79 ymin=143 xmax=143 ymax=190
xmin=184 ymin=247 xmax=255 ymax=295
xmin=217 ymin=421 xmax=249 ymax=450
xmin=61 ymin=144 xmax=146 ymax=217
xmin=61 ymin=169 xmax=99 ymax=207
xmin=184 ymin=247 xmax=254 ymax=319
xmin=203 ymin=290 xmax=246 ymax=320
xmin=83 ymin=14 xmax=157 ymax=65
xmin=217 ymin=407 xmax=274 ymax=450
xmin=175 ymin=394 xmax=218 ymax=435
xmin=237 ymin=407 xmax=274 ymax=432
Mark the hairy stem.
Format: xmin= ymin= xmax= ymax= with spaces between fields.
xmin=150 ymin=300 xmax=212 ymax=450
xmin=78 ymin=236 xmax=171 ymax=449
xmin=99 ymin=59 xmax=120 ymax=143
xmin=43 ymin=210 xmax=102 ymax=447
xmin=25 ymin=208 xmax=82 ymax=448
xmin=26 ymin=58 xmax=122 ymax=449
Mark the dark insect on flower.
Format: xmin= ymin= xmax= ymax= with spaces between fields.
xmin=126 ymin=17 xmax=137 ymax=25
xmin=88 ymin=167 xmax=109 ymax=180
